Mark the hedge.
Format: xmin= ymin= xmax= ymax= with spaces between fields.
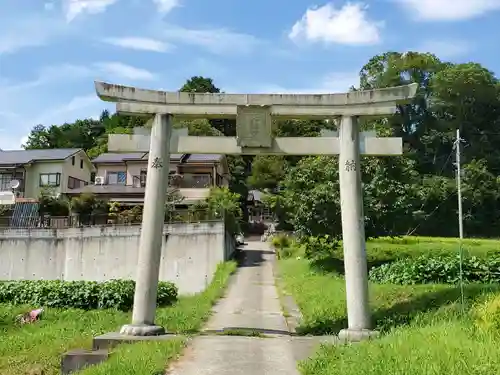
xmin=0 ymin=279 xmax=178 ymax=311
xmin=369 ymin=255 xmax=500 ymax=285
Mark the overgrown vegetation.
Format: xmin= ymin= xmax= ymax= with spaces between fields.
xmin=0 ymin=280 xmax=178 ymax=311
xmin=276 ymin=237 xmax=500 ymax=375
xmin=300 ymin=320 xmax=500 ymax=375
xmin=369 ymin=254 xmax=500 ymax=285
xmin=0 ymin=261 xmax=236 ymax=375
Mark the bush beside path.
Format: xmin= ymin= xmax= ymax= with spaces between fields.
xmin=0 ymin=261 xmax=236 ymax=375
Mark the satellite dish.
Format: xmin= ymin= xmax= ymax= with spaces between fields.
xmin=9 ymin=179 xmax=20 ymax=189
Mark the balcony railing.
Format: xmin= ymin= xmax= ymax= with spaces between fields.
xmin=132 ymin=175 xmax=147 ymax=188
xmin=131 ymin=173 xmax=214 ymax=189
xmin=175 ymin=174 xmax=213 ymax=188
xmin=67 ymin=177 xmax=89 ymax=190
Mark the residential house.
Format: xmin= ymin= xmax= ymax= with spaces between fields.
xmin=65 ymin=153 xmax=230 ymax=207
xmin=0 ymin=149 xmax=94 ymax=198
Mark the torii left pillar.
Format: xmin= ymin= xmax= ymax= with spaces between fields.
xmin=120 ymin=113 xmax=172 ymax=336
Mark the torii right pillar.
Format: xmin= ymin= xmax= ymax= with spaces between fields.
xmin=338 ymin=115 xmax=374 ymax=342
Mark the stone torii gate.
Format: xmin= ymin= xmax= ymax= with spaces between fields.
xmin=94 ymin=81 xmax=418 ymax=341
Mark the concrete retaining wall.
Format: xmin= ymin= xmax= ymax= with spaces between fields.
xmin=0 ymin=222 xmax=235 ymax=295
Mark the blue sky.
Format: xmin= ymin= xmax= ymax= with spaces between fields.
xmin=1 ymin=0 xmax=500 ymax=150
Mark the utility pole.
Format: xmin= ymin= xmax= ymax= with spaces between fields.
xmin=455 ymin=128 xmax=465 ymax=311
xmin=456 ymin=129 xmax=464 ymax=240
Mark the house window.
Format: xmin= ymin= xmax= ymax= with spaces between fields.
xmin=71 ymin=156 xmax=75 ymax=166
xmin=0 ymin=173 xmax=13 ymax=191
xmin=107 ymin=171 xmax=126 ymax=185
xmin=140 ymin=169 xmax=147 ymax=187
xmin=80 ymin=159 xmax=84 ymax=169
xmin=90 ymin=172 xmax=96 ymax=183
xmin=39 ymin=173 xmax=61 ymax=187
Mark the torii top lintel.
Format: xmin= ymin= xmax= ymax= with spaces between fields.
xmin=94 ymin=81 xmax=418 ymax=119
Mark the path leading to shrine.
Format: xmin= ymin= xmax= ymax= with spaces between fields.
xmin=166 ymin=241 xmax=324 ymax=375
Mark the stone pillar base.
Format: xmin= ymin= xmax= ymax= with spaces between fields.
xmin=338 ymin=328 xmax=380 ymax=343
xmin=119 ymin=324 xmax=166 ymax=337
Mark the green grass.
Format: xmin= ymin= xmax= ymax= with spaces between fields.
xmin=80 ymin=339 xmax=187 ymax=375
xmin=0 ymin=261 xmax=236 ymax=375
xmin=278 ymin=236 xmax=500 ymax=375
xmin=366 ymin=236 xmax=500 ymax=264
xmin=301 ymin=320 xmax=500 ymax=375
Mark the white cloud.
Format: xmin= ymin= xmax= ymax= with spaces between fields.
xmin=289 ymin=2 xmax=383 ymax=45
xmin=0 ymin=15 xmax=68 ymax=55
xmin=94 ymin=62 xmax=156 ymax=81
xmin=162 ymin=26 xmax=261 ymax=54
xmin=153 ymin=0 xmax=179 ymax=13
xmin=0 ymin=60 xmax=154 ymax=150
xmin=103 ymin=37 xmax=172 ymax=52
xmin=0 ymin=95 xmax=110 ymax=150
xmin=32 ymin=94 xmax=101 ymax=125
xmin=0 ymin=62 xmax=154 ymax=98
xmin=0 ymin=133 xmax=29 ymax=150
xmin=394 ymin=0 xmax=500 ymax=21
xmin=414 ymin=39 xmax=471 ymax=59
xmin=44 ymin=2 xmax=56 ymax=11
xmin=0 ymin=64 xmax=92 ymax=96
xmin=64 ymin=0 xmax=119 ymax=22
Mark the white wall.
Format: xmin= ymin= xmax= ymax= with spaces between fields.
xmin=63 ymin=150 xmax=93 ymax=190
xmin=0 ymin=222 xmax=235 ymax=295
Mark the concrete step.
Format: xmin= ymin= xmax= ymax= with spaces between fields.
xmin=93 ymin=331 xmax=181 ymax=351
xmin=61 ymin=349 xmax=108 ymax=375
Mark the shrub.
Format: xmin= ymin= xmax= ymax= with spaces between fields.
xmin=271 ymin=233 xmax=291 ymax=249
xmin=301 ymin=235 xmax=340 ymax=262
xmin=0 ymin=279 xmax=178 ymax=311
xmin=369 ymin=255 xmax=500 ymax=285
xmin=474 ymin=294 xmax=500 ymax=333
xmin=271 ymin=234 xmax=293 ymax=259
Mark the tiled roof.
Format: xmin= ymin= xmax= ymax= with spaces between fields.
xmin=187 ymin=154 xmax=223 ymax=162
xmin=0 ymin=149 xmax=81 ymax=165
xmin=92 ymin=153 xmax=147 ymax=163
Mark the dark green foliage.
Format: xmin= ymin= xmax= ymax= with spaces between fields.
xmin=0 ymin=280 xmax=178 ymax=311
xmin=38 ymin=188 xmax=70 ymax=216
xmin=301 ymin=235 xmax=340 ymax=262
xmin=369 ymin=255 xmax=500 ymax=285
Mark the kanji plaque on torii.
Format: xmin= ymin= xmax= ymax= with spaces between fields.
xmin=94 ymin=80 xmax=418 ymax=341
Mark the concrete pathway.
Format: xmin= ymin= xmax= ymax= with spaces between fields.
xmin=166 ymin=241 xmax=303 ymax=375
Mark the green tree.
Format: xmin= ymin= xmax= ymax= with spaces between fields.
xmin=430 ymin=63 xmax=500 ymax=170
xmin=24 ymin=111 xmax=146 ymax=157
xmin=280 ymin=155 xmax=419 ymax=239
xmin=180 ymin=76 xmax=220 ymax=93
xmin=247 ymin=156 xmax=286 ymax=190
xmin=205 ymin=187 xmax=242 ymax=235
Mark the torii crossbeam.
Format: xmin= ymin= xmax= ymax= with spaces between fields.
xmin=94 ymin=81 xmax=418 ymax=342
